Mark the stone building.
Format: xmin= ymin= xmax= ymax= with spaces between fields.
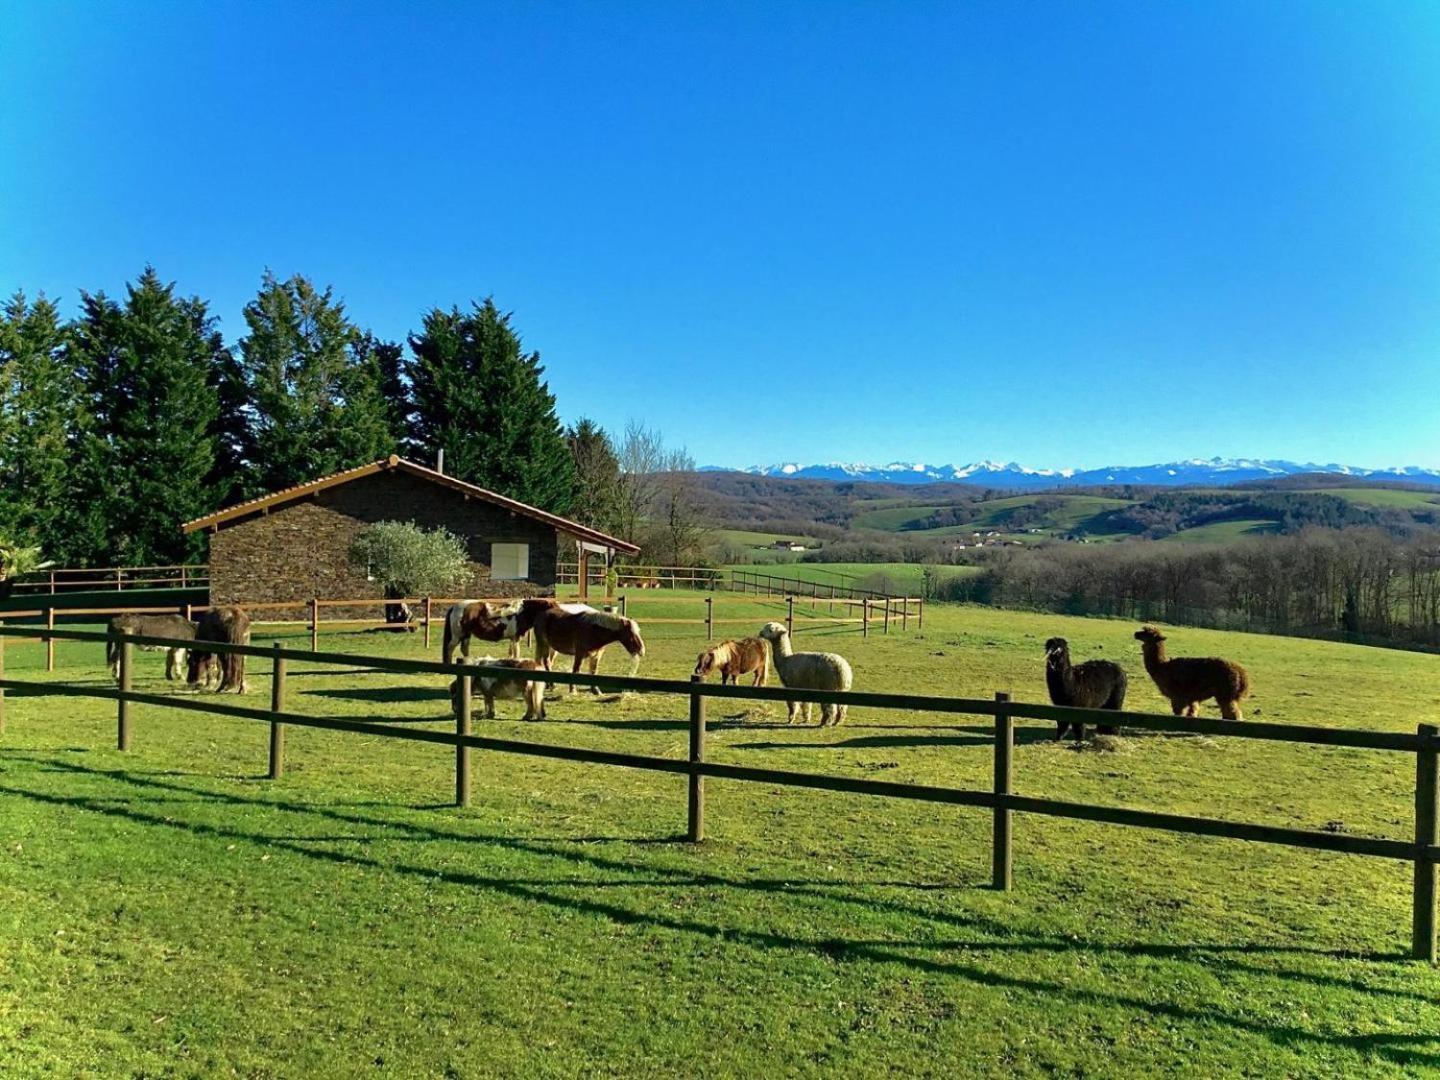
xmin=182 ymin=456 xmax=638 ymax=607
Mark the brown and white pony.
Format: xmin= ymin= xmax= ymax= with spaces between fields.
xmin=186 ymin=605 xmax=251 ymax=693
xmin=441 ymin=597 xmax=597 ymax=664
xmin=532 ymin=608 xmax=644 ymax=693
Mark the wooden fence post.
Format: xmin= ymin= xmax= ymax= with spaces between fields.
xmin=180 ymin=566 xmax=187 ymax=588
xmin=786 ymin=596 xmax=794 ymax=636
xmin=619 ymin=595 xmax=627 ymax=619
xmin=115 ymin=567 xmax=123 ymax=591
xmin=705 ymin=596 xmax=713 ymax=640
xmin=0 ymin=622 xmax=6 ymax=736
xmin=49 ymin=570 xmax=56 ymax=595
xmin=456 ymin=672 xmax=472 ymax=808
xmin=917 ymin=597 xmax=924 ymax=630
xmin=268 ymin=643 xmax=286 ymax=780
xmin=117 ymin=627 xmax=133 ymax=751
xmin=183 ymin=602 xmax=193 ymax=623
xmin=902 ymin=597 xmax=909 ymax=632
xmin=423 ymin=597 xmax=433 ymax=650
xmin=1414 ymin=722 xmax=1439 ymax=962
xmin=992 ymin=691 xmax=1013 ymax=891
xmin=862 ymin=599 xmax=869 ymax=638
xmin=688 ymin=675 xmax=706 ymax=842
xmin=45 ymin=606 xmax=55 ymax=672
xmin=310 ymin=598 xmax=319 ymax=652
xmin=883 ymin=597 xmax=890 ymax=635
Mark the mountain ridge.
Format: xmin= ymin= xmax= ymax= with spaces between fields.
xmin=699 ymin=458 xmax=1440 ymax=489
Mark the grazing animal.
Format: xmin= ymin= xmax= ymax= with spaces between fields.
xmin=533 ymin=608 xmax=645 ymax=693
xmin=186 ymin=606 xmax=252 ymax=693
xmin=1133 ymin=625 xmax=1251 ymax=720
xmin=106 ymin=613 xmax=197 ymax=682
xmin=1044 ymin=637 xmax=1126 ymax=740
xmin=694 ymin=637 xmax=770 ymax=686
xmin=441 ymin=600 xmax=523 ymax=664
xmin=756 ymin=622 xmax=853 ymax=725
xmin=450 ymin=656 xmax=547 ymax=721
xmin=441 ymin=597 xmax=590 ymax=665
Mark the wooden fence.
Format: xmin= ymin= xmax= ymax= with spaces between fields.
xmin=2 ymin=588 xmax=922 ymax=672
xmin=728 ymin=567 xmax=897 ymax=603
xmin=8 ymin=564 xmax=209 ymax=595
xmin=0 ymin=622 xmax=1436 ymax=963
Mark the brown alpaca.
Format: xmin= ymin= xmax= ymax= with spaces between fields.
xmin=694 ymin=637 xmax=770 ymax=686
xmin=1133 ymin=626 xmax=1251 ymax=720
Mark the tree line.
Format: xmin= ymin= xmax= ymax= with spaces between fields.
xmin=942 ymin=528 xmax=1440 ymax=649
xmin=0 ymin=268 xmax=698 ymax=569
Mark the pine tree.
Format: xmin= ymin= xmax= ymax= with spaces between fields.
xmin=567 ymin=417 xmax=620 ymax=531
xmin=238 ymin=272 xmax=396 ymax=492
xmin=0 ymin=293 xmax=82 ymax=560
xmin=70 ymin=268 xmax=222 ymax=564
xmin=409 ymin=299 xmax=575 ymax=512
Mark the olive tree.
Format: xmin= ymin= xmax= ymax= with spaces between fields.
xmin=348 ymin=521 xmax=470 ymax=624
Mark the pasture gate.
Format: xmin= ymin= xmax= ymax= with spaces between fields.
xmin=0 ymin=623 xmax=1436 ymax=963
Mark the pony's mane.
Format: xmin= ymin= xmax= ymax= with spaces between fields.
xmin=575 ymin=610 xmax=630 ymax=633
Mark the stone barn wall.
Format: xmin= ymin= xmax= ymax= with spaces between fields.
xmin=208 ymin=470 xmax=560 ymax=612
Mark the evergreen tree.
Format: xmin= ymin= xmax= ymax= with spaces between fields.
xmin=69 ymin=268 xmax=222 ymax=564
xmin=353 ymin=330 xmax=412 ymax=455
xmin=567 ymin=417 xmax=620 ymax=531
xmin=238 ymin=272 xmax=396 ymax=492
xmin=205 ymin=330 xmax=254 ymax=506
xmin=409 ymin=299 xmax=574 ymax=512
xmin=0 ymin=293 xmax=81 ymax=560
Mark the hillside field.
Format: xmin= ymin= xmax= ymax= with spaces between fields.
xmin=726 ymin=562 xmax=981 ymax=594
xmin=2 ymin=601 xmax=1439 ymax=1076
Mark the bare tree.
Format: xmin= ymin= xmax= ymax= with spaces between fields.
xmin=614 ymin=421 xmax=710 ymax=567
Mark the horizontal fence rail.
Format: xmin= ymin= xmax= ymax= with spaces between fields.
xmin=0 ymin=622 xmax=1436 ymax=962
xmin=9 ymin=564 xmax=209 ymax=594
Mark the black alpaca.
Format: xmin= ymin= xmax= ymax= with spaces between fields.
xmin=1044 ymin=637 xmax=1126 ymax=740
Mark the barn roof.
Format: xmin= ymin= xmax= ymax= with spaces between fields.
xmin=180 ymin=455 xmax=641 ymax=554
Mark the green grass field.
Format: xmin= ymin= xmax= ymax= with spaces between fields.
xmin=713 ymin=527 xmax=821 ymax=549
xmin=725 ymin=562 xmax=980 ymax=594
xmin=1297 ymin=487 xmax=1440 ymax=510
xmin=1160 ymin=519 xmax=1283 ymax=545
xmin=853 ymin=495 xmax=1135 ymax=537
xmin=3 ymin=604 xmax=1439 ymax=1076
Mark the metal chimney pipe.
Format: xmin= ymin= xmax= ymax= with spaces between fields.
xmin=436 ymin=449 xmax=445 ymax=475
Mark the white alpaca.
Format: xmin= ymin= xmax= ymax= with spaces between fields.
xmin=756 ymin=622 xmax=853 ymax=725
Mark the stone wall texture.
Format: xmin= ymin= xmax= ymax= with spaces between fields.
xmin=209 ymin=470 xmax=560 ymax=612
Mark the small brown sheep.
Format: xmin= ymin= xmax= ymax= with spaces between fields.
xmin=693 ymin=637 xmax=770 ymax=686
xmin=1133 ymin=625 xmax=1251 ymax=720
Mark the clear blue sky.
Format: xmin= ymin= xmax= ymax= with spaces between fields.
xmin=3 ymin=2 xmax=1437 ymax=470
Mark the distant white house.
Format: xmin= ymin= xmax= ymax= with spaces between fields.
xmin=770 ymin=539 xmax=807 ymax=551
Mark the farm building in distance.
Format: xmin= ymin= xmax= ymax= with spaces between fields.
xmin=182 ymin=456 xmax=639 ymax=606
xmin=770 ymin=539 xmax=806 ymax=551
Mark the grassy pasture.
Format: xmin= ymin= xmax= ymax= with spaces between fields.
xmin=724 ymin=562 xmax=980 ymax=594
xmin=1297 ymin=488 xmax=1440 ymax=511
xmin=852 ymin=495 xmax=1136 ymax=537
xmin=3 ymin=605 xmax=1440 ymax=1076
xmin=1160 ymin=519 xmax=1283 ymax=545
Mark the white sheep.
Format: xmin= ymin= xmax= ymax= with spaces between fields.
xmin=756 ymin=621 xmax=853 ymax=725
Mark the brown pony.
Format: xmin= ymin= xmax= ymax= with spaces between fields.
xmin=186 ymin=606 xmax=251 ymax=693
xmin=532 ymin=608 xmax=645 ymax=693
xmin=694 ymin=637 xmax=770 ymax=686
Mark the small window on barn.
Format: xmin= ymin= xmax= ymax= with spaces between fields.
xmin=491 ymin=542 xmax=530 ymax=581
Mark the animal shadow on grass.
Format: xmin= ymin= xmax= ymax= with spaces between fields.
xmin=5 ymin=755 xmax=1438 ymax=1072
xmin=306 ymin=687 xmax=449 ymax=704
xmin=738 ymin=726 xmax=1059 ymax=751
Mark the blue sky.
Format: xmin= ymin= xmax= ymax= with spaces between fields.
xmin=3 ymin=2 xmax=1437 ymax=470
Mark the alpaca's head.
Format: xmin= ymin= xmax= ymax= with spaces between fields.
xmin=1134 ymin=625 xmax=1166 ymax=645
xmin=1044 ymin=637 xmax=1069 ymax=661
xmin=757 ymin=622 xmax=788 ymax=643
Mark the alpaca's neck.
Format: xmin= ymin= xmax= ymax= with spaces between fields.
xmin=1046 ymin=654 xmax=1074 ymax=697
xmin=1141 ymin=641 xmax=1168 ymax=676
xmin=771 ymin=633 xmax=794 ymax=659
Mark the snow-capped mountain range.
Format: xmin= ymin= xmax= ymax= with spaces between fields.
xmin=700 ymin=458 xmax=1440 ymax=489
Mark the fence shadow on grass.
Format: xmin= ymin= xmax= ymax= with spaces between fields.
xmin=6 ymin=751 xmax=1439 ymax=1072
xmin=3 ymin=765 xmax=1437 ymax=1071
